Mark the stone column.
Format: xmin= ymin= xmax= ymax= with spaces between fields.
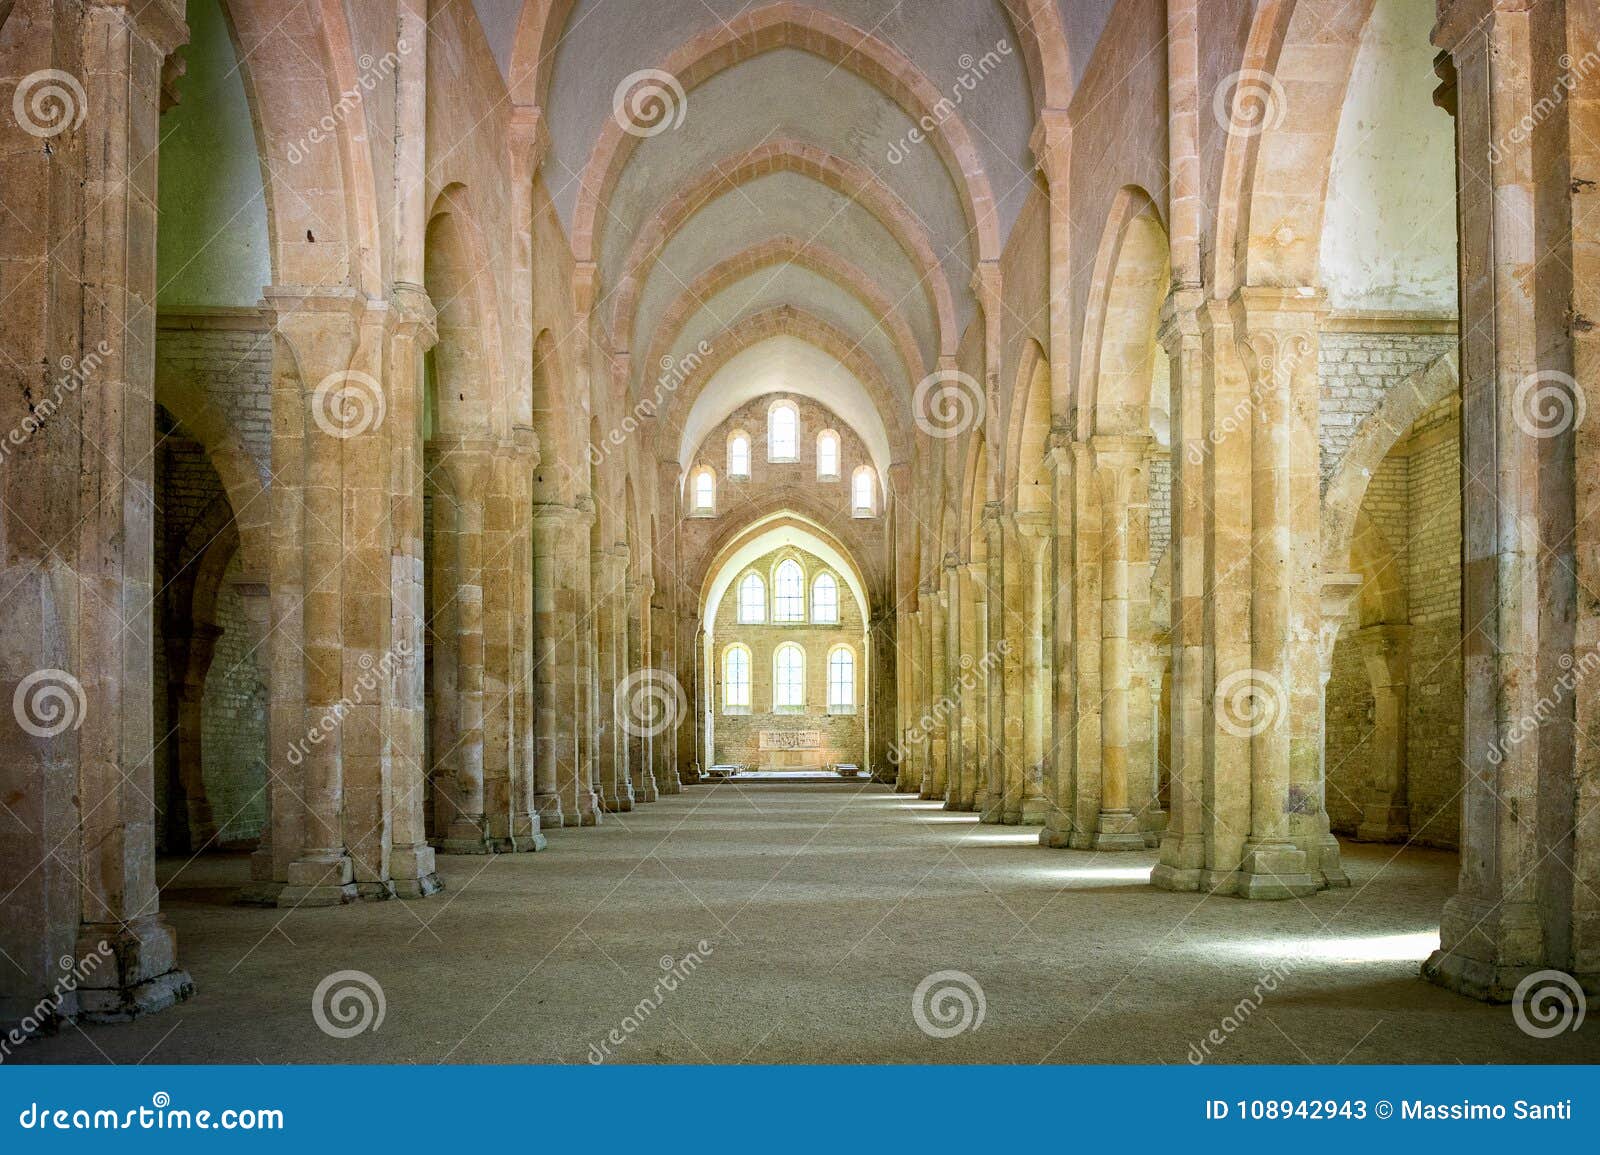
xmin=1090 ymin=439 xmax=1149 ymax=850
xmin=955 ymin=562 xmax=985 ymax=811
xmin=941 ymin=555 xmax=964 ymax=809
xmin=630 ymin=576 xmax=660 ymax=802
xmin=387 ymin=287 xmax=441 ymax=894
xmin=436 ymin=444 xmax=494 ymax=853
xmin=1143 ymin=640 xmax=1172 ymax=846
xmin=534 ymin=502 xmax=597 ymax=825
xmin=923 ymin=573 xmax=949 ymax=800
xmin=1229 ymin=289 xmax=1323 ymax=898
xmin=1425 ymin=0 xmax=1591 ymax=998
xmin=504 ymin=430 xmax=545 ymax=849
xmin=1041 ymin=437 xmax=1082 ymax=847
xmin=981 ymin=503 xmax=1008 ymax=823
xmin=480 ymin=445 xmax=515 ymax=848
xmin=895 ymin=607 xmax=919 ymax=792
xmin=1016 ymin=516 xmax=1052 ymax=825
xmin=1152 ymin=292 xmax=1208 ymax=889
xmin=596 ymin=545 xmax=634 ymax=812
xmin=235 ymin=578 xmax=282 ymax=903
xmin=57 ymin=0 xmax=195 ymax=1018
xmin=1356 ymin=624 xmax=1412 ymax=843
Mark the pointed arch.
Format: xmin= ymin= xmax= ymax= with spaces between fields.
xmin=1078 ymin=186 xmax=1171 ymax=438
xmin=570 ymin=5 xmax=1000 ymax=271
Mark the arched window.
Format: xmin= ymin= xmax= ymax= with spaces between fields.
xmin=852 ymin=466 xmax=875 ymax=516
xmin=692 ymin=468 xmax=716 ymax=513
xmin=774 ymin=643 xmax=805 ymax=711
xmin=727 ymin=432 xmax=751 ymax=479
xmin=827 ymin=646 xmax=856 ymax=714
xmin=811 ymin=572 xmax=839 ymax=624
xmin=768 ymin=401 xmax=799 ymax=462
xmin=738 ymin=572 xmax=766 ymax=623
xmin=723 ymin=645 xmax=752 ymax=714
xmin=816 ymin=430 xmax=840 ymax=479
xmin=773 ymin=558 xmax=805 ymax=622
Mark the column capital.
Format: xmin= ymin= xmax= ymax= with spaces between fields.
xmin=507 ymin=104 xmax=550 ymax=173
xmin=1317 ymin=571 xmax=1365 ymax=678
xmin=91 ymin=0 xmax=189 ymax=56
xmin=1158 ymin=286 xmax=1206 ymax=355
xmin=1029 ymin=108 xmax=1072 ymax=182
xmin=1089 ymin=434 xmax=1155 ymax=502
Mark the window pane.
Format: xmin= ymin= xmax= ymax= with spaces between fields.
xmin=770 ymin=405 xmax=798 ymax=459
xmin=724 ymin=647 xmax=750 ymax=710
xmin=817 ymin=433 xmax=839 ymax=477
xmin=828 ymin=648 xmax=854 ymax=708
xmin=812 ymin=573 xmax=838 ymax=623
xmin=775 ymin=644 xmax=804 ymax=708
xmin=739 ymin=573 xmax=766 ymax=622
xmin=729 ymin=435 xmax=749 ymax=476
xmin=853 ymin=469 xmax=873 ymax=510
xmin=774 ymin=559 xmax=804 ymax=621
xmin=695 ymin=472 xmax=714 ymax=508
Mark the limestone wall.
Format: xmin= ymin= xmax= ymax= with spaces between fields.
xmin=708 ymin=546 xmax=868 ymax=770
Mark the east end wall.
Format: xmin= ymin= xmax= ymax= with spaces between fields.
xmin=709 ymin=547 xmax=867 ymax=770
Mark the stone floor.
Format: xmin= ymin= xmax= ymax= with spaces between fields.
xmin=17 ymin=784 xmax=1598 ymax=1064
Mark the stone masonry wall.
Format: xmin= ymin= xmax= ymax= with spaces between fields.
xmin=710 ymin=546 xmax=867 ymax=770
xmin=1318 ymin=328 xmax=1455 ymax=490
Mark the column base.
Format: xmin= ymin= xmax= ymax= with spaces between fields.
xmin=601 ymin=786 xmax=635 ymax=813
xmin=1021 ymin=794 xmax=1050 ymax=825
xmin=436 ymin=819 xmax=495 ymax=855
xmin=355 ymin=880 xmax=398 ymax=901
xmin=535 ymin=793 xmax=566 ymax=827
xmin=392 ymin=873 xmax=445 ymax=898
xmin=1151 ymin=832 xmax=1205 ymax=890
xmin=1150 ymin=863 xmax=1202 ymax=892
xmin=978 ymin=795 xmax=1004 ymax=824
xmin=563 ymin=792 xmax=603 ymax=826
xmin=236 ymin=880 xmax=285 ymax=907
xmin=74 ymin=917 xmax=194 ymax=1023
xmin=1090 ymin=810 xmax=1147 ymax=851
xmin=1316 ymin=834 xmax=1350 ymax=888
xmin=1236 ymin=841 xmax=1321 ymax=900
xmin=1421 ymin=894 xmax=1545 ymax=1001
xmin=1039 ymin=819 xmax=1074 ymax=849
xmin=658 ymin=774 xmax=683 ymax=795
xmin=1356 ymin=804 xmax=1411 ymax=843
xmin=635 ymin=774 xmax=659 ymax=803
xmin=278 ymin=852 xmax=359 ymax=906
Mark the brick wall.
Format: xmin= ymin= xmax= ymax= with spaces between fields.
xmin=155 ymin=315 xmax=273 ymax=481
xmin=709 ymin=546 xmax=868 ymax=770
xmin=1323 ymin=394 xmax=1461 ymax=848
xmin=1318 ymin=328 xmax=1455 ymax=490
xmin=202 ymin=553 xmax=269 ymax=844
